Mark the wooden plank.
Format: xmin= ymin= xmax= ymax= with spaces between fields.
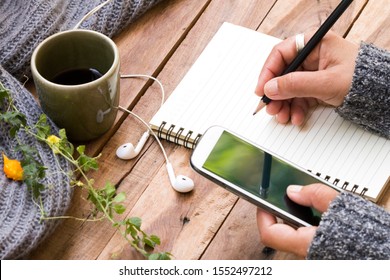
xmin=201 ymin=199 xmax=272 ymax=260
xmin=28 ymin=0 xmax=212 ymax=259
xmin=200 ymin=0 xmax=368 ymax=260
xmin=346 ymin=0 xmax=390 ymax=48
xmin=201 ymin=199 xmax=303 ymax=260
xmin=258 ymin=0 xmax=367 ymax=38
xmin=96 ymin=0 xmax=279 ymax=260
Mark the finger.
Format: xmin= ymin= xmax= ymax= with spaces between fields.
xmin=265 ymin=100 xmax=283 ymax=116
xmin=255 ymin=36 xmax=298 ymax=96
xmin=290 ymin=98 xmax=310 ymax=126
xmin=287 ymin=184 xmax=339 ymax=212
xmin=256 ymin=208 xmax=277 ymax=226
xmin=257 ymin=208 xmax=316 ymax=257
xmin=264 ymin=70 xmax=337 ymax=103
xmin=266 ymin=98 xmax=317 ymax=125
xmin=275 ymin=101 xmax=291 ymax=124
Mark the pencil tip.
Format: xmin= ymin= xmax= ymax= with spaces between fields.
xmin=253 ymin=100 xmax=266 ymax=115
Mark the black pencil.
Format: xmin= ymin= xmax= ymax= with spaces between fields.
xmin=253 ymin=0 xmax=353 ymax=115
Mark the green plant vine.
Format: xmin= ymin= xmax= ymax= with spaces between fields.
xmin=0 ymin=82 xmax=171 ymax=260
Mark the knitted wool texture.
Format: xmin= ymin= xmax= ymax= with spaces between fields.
xmin=336 ymin=42 xmax=390 ymax=138
xmin=0 ymin=0 xmax=162 ymax=259
xmin=307 ymin=192 xmax=390 ymax=259
xmin=0 ymin=66 xmax=72 ymax=259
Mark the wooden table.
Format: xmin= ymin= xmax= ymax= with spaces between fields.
xmin=29 ymin=0 xmax=390 ymax=260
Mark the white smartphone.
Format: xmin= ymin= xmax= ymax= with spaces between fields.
xmin=190 ymin=126 xmax=339 ymax=227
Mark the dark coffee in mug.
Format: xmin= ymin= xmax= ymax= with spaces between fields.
xmin=51 ymin=68 xmax=103 ymax=85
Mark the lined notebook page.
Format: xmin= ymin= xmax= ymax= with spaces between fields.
xmin=150 ymin=22 xmax=390 ymax=202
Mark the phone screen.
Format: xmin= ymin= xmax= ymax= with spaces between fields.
xmin=202 ymin=130 xmax=323 ymax=226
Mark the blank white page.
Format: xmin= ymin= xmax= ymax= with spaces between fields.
xmin=150 ymin=22 xmax=390 ymax=201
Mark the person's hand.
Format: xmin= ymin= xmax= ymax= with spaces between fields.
xmin=256 ymin=183 xmax=339 ymax=258
xmin=255 ymin=31 xmax=359 ymax=125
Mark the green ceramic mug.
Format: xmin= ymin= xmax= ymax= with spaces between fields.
xmin=31 ymin=29 xmax=120 ymax=142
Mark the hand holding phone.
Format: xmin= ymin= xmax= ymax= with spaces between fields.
xmin=190 ymin=126 xmax=340 ymax=227
xmin=257 ymin=183 xmax=339 ymax=257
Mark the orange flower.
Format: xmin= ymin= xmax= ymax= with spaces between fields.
xmin=2 ymin=153 xmax=24 ymax=181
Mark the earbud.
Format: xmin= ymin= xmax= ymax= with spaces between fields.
xmin=166 ymin=162 xmax=194 ymax=193
xmin=116 ymin=131 xmax=150 ymax=160
xmin=116 ymin=130 xmax=195 ymax=193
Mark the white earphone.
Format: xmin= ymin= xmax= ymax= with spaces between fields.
xmin=116 ymin=131 xmax=150 ymax=160
xmin=115 ymin=128 xmax=194 ymax=193
xmin=115 ymin=75 xmax=194 ymax=193
xmin=166 ymin=162 xmax=194 ymax=193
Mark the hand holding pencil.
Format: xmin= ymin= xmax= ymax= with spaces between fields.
xmin=254 ymin=31 xmax=358 ymax=125
xmin=253 ymin=0 xmax=355 ymax=124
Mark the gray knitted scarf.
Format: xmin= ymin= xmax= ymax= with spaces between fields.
xmin=0 ymin=0 xmax=162 ymax=259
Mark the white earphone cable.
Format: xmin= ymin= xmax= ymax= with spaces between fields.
xmin=73 ymin=0 xmax=114 ymax=29
xmin=118 ymin=74 xmax=169 ymax=164
xmin=117 ymin=105 xmax=169 ymax=163
xmin=120 ymin=74 xmax=165 ymax=107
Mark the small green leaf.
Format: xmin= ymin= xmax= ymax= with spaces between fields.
xmin=76 ymin=147 xmax=99 ymax=172
xmin=149 ymin=235 xmax=161 ymax=245
xmin=0 ymin=82 xmax=11 ymax=106
xmin=57 ymin=129 xmax=74 ymax=155
xmin=0 ymin=111 xmax=26 ymax=137
xmin=113 ymin=192 xmax=126 ymax=203
xmin=59 ymin=129 xmax=67 ymax=140
xmin=88 ymin=189 xmax=104 ymax=212
xmin=143 ymin=236 xmax=157 ymax=248
xmin=104 ymin=182 xmax=116 ymax=197
xmin=148 ymin=252 xmax=171 ymax=260
xmin=128 ymin=217 xmax=142 ymax=230
xmin=76 ymin=145 xmax=85 ymax=154
xmin=113 ymin=204 xmax=126 ymax=214
xmin=30 ymin=181 xmax=45 ymax=199
xmin=15 ymin=144 xmax=37 ymax=160
xmin=148 ymin=253 xmax=160 ymax=260
xmin=35 ymin=114 xmax=51 ymax=139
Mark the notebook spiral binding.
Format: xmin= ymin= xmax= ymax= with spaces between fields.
xmin=309 ymin=170 xmax=368 ymax=197
xmin=157 ymin=121 xmax=202 ymax=149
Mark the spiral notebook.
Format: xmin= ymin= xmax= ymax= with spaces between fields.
xmin=150 ymin=22 xmax=390 ymax=202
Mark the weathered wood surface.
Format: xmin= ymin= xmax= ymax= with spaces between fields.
xmin=29 ymin=0 xmax=389 ymax=260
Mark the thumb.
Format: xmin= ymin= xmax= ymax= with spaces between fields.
xmin=264 ymin=71 xmax=340 ymax=106
xmin=286 ymin=184 xmax=339 ymax=213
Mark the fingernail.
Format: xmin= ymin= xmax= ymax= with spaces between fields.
xmin=287 ymin=185 xmax=303 ymax=193
xmin=264 ymin=78 xmax=278 ymax=95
